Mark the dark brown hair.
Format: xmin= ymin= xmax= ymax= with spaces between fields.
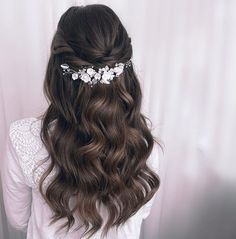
xmin=38 ymin=4 xmax=162 ymax=239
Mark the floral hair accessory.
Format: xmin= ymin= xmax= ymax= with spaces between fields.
xmin=60 ymin=59 xmax=132 ymax=87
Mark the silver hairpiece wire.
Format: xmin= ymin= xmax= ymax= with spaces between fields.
xmin=60 ymin=59 xmax=132 ymax=87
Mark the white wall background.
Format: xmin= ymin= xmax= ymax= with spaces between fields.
xmin=1 ymin=0 xmax=236 ymax=239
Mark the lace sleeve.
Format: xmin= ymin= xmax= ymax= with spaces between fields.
xmin=4 ymin=117 xmax=59 ymax=194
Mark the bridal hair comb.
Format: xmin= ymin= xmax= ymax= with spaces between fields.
xmin=60 ymin=59 xmax=132 ymax=87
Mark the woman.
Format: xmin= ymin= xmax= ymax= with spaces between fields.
xmin=1 ymin=4 xmax=162 ymax=239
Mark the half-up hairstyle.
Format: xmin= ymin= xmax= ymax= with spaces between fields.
xmin=38 ymin=4 xmax=162 ymax=239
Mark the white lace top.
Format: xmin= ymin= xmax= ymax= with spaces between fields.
xmin=1 ymin=117 xmax=160 ymax=239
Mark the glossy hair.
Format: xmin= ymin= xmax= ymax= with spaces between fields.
xmin=38 ymin=4 xmax=162 ymax=239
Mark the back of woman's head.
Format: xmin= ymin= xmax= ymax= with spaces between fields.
xmin=39 ymin=4 xmax=161 ymax=239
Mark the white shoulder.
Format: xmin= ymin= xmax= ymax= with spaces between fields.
xmin=9 ymin=117 xmax=44 ymax=187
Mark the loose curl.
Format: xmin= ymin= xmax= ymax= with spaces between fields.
xmin=38 ymin=4 xmax=163 ymax=239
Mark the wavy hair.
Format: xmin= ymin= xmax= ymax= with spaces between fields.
xmin=38 ymin=4 xmax=162 ymax=239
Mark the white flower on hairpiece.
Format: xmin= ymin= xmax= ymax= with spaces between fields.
xmin=99 ymin=66 xmax=120 ymax=84
xmin=72 ymin=72 xmax=79 ymax=80
xmin=94 ymin=73 xmax=101 ymax=80
xmin=87 ymin=68 xmax=96 ymax=77
xmin=100 ymin=68 xmax=115 ymax=84
xmin=114 ymin=63 xmax=124 ymax=76
xmin=80 ymin=72 xmax=91 ymax=83
xmin=101 ymin=74 xmax=110 ymax=84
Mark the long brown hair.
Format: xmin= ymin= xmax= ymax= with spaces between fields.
xmin=38 ymin=4 xmax=162 ymax=239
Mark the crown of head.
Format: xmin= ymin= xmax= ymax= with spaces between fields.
xmin=60 ymin=59 xmax=132 ymax=87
